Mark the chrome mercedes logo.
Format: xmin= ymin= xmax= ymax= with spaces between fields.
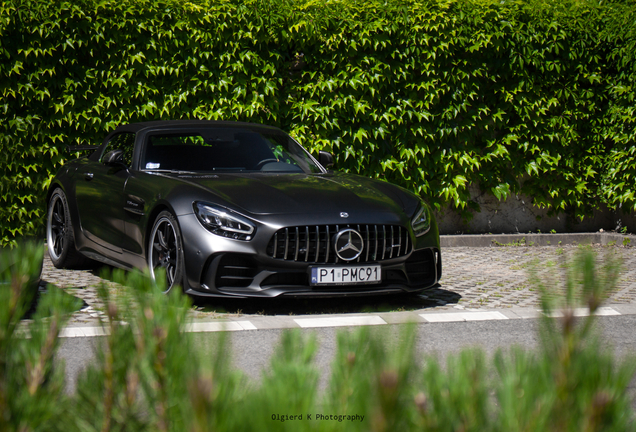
xmin=334 ymin=229 xmax=364 ymax=261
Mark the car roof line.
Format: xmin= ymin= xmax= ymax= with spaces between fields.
xmin=109 ymin=120 xmax=281 ymax=135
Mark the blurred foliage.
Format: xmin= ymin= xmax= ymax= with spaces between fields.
xmin=1 ymin=242 xmax=636 ymax=430
xmin=0 ymin=242 xmax=81 ymax=432
xmin=1 ymin=0 xmax=636 ymax=247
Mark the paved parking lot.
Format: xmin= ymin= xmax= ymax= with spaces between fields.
xmin=41 ymin=243 xmax=636 ymax=327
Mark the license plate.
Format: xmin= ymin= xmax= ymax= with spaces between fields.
xmin=310 ymin=265 xmax=381 ymax=286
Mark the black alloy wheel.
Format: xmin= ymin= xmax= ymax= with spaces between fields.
xmin=148 ymin=211 xmax=184 ymax=293
xmin=46 ymin=188 xmax=88 ymax=268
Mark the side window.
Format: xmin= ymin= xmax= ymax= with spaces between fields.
xmin=101 ymin=132 xmax=135 ymax=167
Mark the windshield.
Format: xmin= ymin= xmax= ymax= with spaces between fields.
xmin=141 ymin=126 xmax=323 ymax=174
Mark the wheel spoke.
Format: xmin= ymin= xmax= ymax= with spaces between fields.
xmin=158 ymin=228 xmax=168 ymax=249
xmin=166 ymin=226 xmax=175 ymax=246
xmin=54 ymin=201 xmax=64 ymax=224
xmin=54 ymin=234 xmax=63 ymax=256
xmin=167 ymin=265 xmax=175 ymax=286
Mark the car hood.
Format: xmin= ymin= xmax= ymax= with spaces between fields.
xmin=175 ymin=172 xmax=416 ymax=216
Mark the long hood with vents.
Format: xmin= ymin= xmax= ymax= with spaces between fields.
xmin=172 ymin=172 xmax=418 ymax=217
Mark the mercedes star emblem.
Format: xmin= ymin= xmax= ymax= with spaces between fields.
xmin=334 ymin=229 xmax=364 ymax=261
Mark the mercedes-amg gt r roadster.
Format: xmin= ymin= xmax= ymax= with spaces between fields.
xmin=46 ymin=120 xmax=441 ymax=298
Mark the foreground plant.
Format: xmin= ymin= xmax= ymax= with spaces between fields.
xmin=506 ymin=247 xmax=636 ymax=432
xmin=1 ymin=244 xmax=634 ymax=431
xmin=0 ymin=242 xmax=81 ymax=432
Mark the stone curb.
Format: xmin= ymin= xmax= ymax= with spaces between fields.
xmin=441 ymin=232 xmax=636 ymax=248
xmin=58 ymin=303 xmax=636 ymax=336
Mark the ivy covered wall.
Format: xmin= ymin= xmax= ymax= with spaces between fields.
xmin=1 ymin=0 xmax=635 ymax=245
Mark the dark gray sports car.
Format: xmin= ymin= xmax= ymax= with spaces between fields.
xmin=46 ymin=120 xmax=441 ymax=298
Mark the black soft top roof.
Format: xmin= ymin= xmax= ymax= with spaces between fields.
xmin=90 ymin=120 xmax=287 ymax=162
xmin=110 ymin=120 xmax=282 ymax=135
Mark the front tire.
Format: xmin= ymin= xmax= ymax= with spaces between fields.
xmin=148 ymin=211 xmax=184 ymax=293
xmin=46 ymin=188 xmax=89 ymax=268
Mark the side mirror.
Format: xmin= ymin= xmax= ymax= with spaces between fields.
xmin=102 ymin=149 xmax=125 ymax=166
xmin=318 ymin=151 xmax=334 ymax=168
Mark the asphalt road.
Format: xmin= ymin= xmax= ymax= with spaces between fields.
xmin=57 ymin=314 xmax=636 ymax=412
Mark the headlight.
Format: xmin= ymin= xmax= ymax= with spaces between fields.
xmin=411 ymin=201 xmax=431 ymax=237
xmin=194 ymin=202 xmax=256 ymax=241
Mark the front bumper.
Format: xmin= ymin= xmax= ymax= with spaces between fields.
xmin=178 ymin=213 xmax=442 ymax=298
xmin=185 ymin=247 xmax=441 ymax=298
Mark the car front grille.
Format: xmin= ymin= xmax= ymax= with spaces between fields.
xmin=266 ymin=224 xmax=411 ymax=264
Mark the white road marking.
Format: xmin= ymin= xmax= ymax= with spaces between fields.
xmin=294 ymin=316 xmax=386 ymax=328
xmin=59 ymin=321 xmax=258 ymax=337
xmin=55 ymin=306 xmax=623 ymax=337
xmin=545 ymin=307 xmax=622 ymax=318
xmin=592 ymin=307 xmax=622 ymax=316
xmin=421 ymin=311 xmax=509 ymax=323
xmin=185 ymin=322 xmax=249 ymax=332
xmin=420 ymin=313 xmax=466 ymax=323
xmin=237 ymin=320 xmax=258 ymax=330
xmin=59 ymin=326 xmax=107 ymax=338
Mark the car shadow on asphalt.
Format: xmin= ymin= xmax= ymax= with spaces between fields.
xmin=86 ymin=264 xmax=461 ymax=316
xmin=190 ymin=285 xmax=462 ymax=316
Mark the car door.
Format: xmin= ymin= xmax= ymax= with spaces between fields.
xmin=75 ymin=132 xmax=135 ymax=253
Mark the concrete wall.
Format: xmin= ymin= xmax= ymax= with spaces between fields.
xmin=434 ymin=186 xmax=636 ymax=235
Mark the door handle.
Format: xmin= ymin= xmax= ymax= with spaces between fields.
xmin=84 ymin=172 xmax=94 ymax=180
